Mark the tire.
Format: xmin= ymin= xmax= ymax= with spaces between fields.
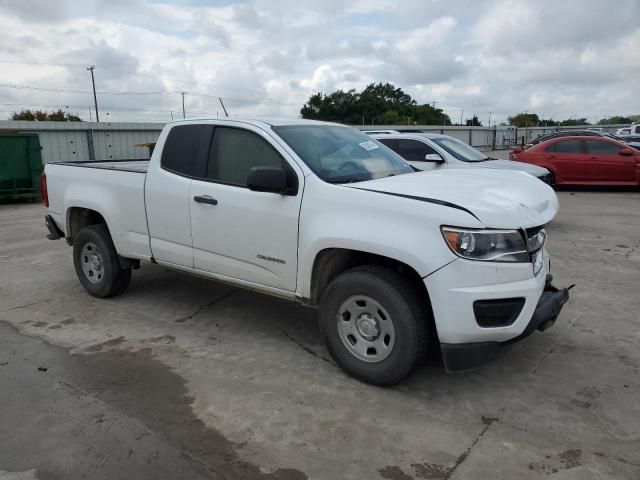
xmin=318 ymin=265 xmax=429 ymax=386
xmin=73 ymin=224 xmax=132 ymax=298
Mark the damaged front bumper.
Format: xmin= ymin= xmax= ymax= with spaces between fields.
xmin=440 ymin=275 xmax=571 ymax=373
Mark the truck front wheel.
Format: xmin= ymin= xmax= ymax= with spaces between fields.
xmin=319 ymin=265 xmax=428 ymax=386
xmin=73 ymin=224 xmax=131 ymax=298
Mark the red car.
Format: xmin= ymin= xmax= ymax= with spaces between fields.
xmin=510 ymin=136 xmax=640 ymax=186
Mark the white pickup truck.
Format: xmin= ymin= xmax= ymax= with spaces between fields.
xmin=43 ymin=118 xmax=570 ymax=385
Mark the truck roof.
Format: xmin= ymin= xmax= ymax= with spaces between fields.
xmin=166 ymin=117 xmax=342 ymax=128
xmin=369 ymin=131 xmax=448 ymax=140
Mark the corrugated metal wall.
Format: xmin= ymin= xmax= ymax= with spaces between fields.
xmin=0 ymin=120 xmax=630 ymax=163
xmin=355 ymin=124 xmax=628 ymax=149
xmin=0 ymin=121 xmax=163 ymax=163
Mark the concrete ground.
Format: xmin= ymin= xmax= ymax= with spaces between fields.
xmin=1 ymin=191 xmax=639 ymax=480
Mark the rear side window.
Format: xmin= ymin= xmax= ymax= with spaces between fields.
xmin=585 ymin=140 xmax=620 ymax=155
xmin=207 ymin=127 xmax=285 ymax=186
xmin=161 ymin=125 xmax=213 ymax=177
xmin=395 ymin=139 xmax=437 ymax=162
xmin=377 ymin=138 xmax=396 ymax=148
xmin=547 ymin=140 xmax=582 ymax=154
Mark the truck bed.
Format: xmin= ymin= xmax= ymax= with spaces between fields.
xmin=45 ymin=159 xmax=151 ymax=259
xmin=54 ymin=159 xmax=150 ymax=174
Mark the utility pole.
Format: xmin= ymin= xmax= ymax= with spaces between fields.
xmin=460 ymin=108 xmax=464 ymax=126
xmin=86 ymin=66 xmax=99 ymax=122
xmin=181 ymin=91 xmax=186 ymax=119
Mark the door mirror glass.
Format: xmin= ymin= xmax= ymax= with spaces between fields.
xmin=425 ymin=153 xmax=445 ymax=163
xmin=620 ymin=148 xmax=634 ymax=156
xmin=247 ymin=166 xmax=289 ymax=194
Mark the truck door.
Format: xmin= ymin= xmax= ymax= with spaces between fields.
xmin=190 ymin=124 xmax=303 ymax=292
xmin=145 ymin=124 xmax=213 ymax=267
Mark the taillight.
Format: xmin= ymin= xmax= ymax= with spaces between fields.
xmin=41 ymin=172 xmax=49 ymax=207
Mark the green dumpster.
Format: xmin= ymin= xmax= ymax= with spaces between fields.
xmin=0 ymin=133 xmax=44 ymax=201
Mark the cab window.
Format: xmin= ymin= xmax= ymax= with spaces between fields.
xmin=207 ymin=127 xmax=286 ymax=186
xmin=161 ymin=124 xmax=213 ymax=177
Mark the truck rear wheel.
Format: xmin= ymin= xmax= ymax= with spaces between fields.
xmin=319 ymin=265 xmax=428 ymax=386
xmin=73 ymin=224 xmax=131 ymax=298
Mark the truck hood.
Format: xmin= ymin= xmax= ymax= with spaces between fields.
xmin=351 ymin=169 xmax=558 ymax=228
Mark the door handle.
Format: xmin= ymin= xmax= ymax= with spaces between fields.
xmin=193 ymin=195 xmax=218 ymax=205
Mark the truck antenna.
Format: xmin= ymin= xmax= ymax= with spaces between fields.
xmin=219 ymin=97 xmax=229 ymax=117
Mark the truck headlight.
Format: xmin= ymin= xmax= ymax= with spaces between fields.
xmin=441 ymin=227 xmax=529 ymax=262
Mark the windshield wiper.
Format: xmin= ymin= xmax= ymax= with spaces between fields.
xmin=326 ymin=176 xmax=362 ymax=184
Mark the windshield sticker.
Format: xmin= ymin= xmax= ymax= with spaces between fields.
xmin=358 ymin=141 xmax=379 ymax=151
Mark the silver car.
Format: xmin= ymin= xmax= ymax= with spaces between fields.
xmin=367 ymin=131 xmax=553 ymax=184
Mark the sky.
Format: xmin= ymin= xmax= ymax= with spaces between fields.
xmin=0 ymin=0 xmax=638 ymax=124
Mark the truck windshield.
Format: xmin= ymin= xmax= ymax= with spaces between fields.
xmin=432 ymin=137 xmax=490 ymax=162
xmin=273 ymin=125 xmax=413 ymax=183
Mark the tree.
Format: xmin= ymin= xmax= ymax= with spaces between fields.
xmin=10 ymin=109 xmax=83 ymax=121
xmin=597 ymin=115 xmax=633 ymax=125
xmin=539 ymin=118 xmax=558 ymax=127
xmin=414 ymin=103 xmax=451 ymax=125
xmin=508 ymin=113 xmax=539 ymax=127
xmin=465 ymin=115 xmax=482 ymax=126
xmin=559 ymin=118 xmax=590 ymax=126
xmin=300 ymin=82 xmax=451 ymax=125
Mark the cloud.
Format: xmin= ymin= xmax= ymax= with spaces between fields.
xmin=0 ymin=0 xmax=638 ymax=123
xmin=0 ymin=0 xmax=73 ymax=22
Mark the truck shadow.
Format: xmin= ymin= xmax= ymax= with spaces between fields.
xmin=123 ymin=264 xmax=551 ymax=396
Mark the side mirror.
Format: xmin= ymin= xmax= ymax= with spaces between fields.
xmin=425 ymin=153 xmax=445 ymax=163
xmin=247 ymin=166 xmax=291 ymax=194
xmin=620 ymin=148 xmax=633 ymax=156
xmin=511 ymin=147 xmax=523 ymax=154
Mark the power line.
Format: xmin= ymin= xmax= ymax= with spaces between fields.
xmin=185 ymin=91 xmax=301 ymax=106
xmin=0 ymin=59 xmax=271 ymax=96
xmin=1 ymin=102 xmax=219 ymax=116
xmin=0 ymin=82 xmax=176 ymax=95
xmin=0 ymin=59 xmax=89 ymax=67
xmin=0 ymin=81 xmax=304 ymax=108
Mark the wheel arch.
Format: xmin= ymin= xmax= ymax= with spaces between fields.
xmin=66 ymin=207 xmax=109 ymax=245
xmin=308 ymin=248 xmax=434 ymax=319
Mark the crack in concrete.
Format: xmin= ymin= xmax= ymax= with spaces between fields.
xmin=624 ymin=240 xmax=640 ymax=259
xmin=0 ymin=297 xmax=59 ymax=314
xmin=443 ymin=418 xmax=498 ymax=480
xmin=278 ymin=327 xmax=336 ymax=366
xmin=175 ymin=290 xmax=238 ymax=323
xmin=531 ymin=312 xmax=582 ymax=374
